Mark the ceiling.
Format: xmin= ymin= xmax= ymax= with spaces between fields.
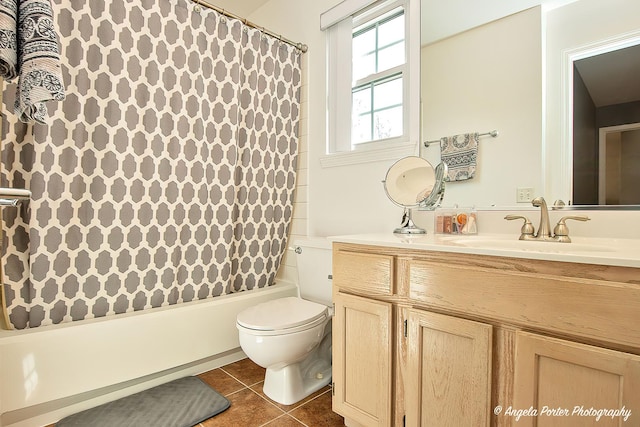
xmin=206 ymin=0 xmax=270 ymax=18
xmin=575 ymin=44 xmax=640 ymax=107
xmin=420 ymin=0 xmax=579 ymax=46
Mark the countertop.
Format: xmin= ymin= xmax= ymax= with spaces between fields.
xmin=328 ymin=233 xmax=640 ymax=268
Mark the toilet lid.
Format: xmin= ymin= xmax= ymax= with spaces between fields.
xmin=237 ymin=297 xmax=328 ymax=331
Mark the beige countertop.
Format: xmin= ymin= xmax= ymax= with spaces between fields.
xmin=328 ymin=233 xmax=640 ymax=268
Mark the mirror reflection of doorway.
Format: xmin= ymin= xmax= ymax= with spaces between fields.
xmin=599 ymin=124 xmax=640 ymax=205
xmin=572 ymin=42 xmax=640 ymax=205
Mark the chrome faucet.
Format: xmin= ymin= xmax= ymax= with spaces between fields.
xmin=505 ymin=196 xmax=590 ymax=242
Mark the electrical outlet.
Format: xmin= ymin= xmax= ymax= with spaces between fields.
xmin=516 ymin=187 xmax=534 ymax=203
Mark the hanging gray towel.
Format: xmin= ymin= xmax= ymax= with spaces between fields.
xmin=0 ymin=0 xmax=65 ymax=123
xmin=440 ymin=132 xmax=479 ymax=181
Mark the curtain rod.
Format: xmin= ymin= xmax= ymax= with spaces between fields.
xmin=192 ymin=0 xmax=308 ymax=53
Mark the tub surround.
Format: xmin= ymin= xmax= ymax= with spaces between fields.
xmin=0 ymin=284 xmax=297 ymax=427
xmin=330 ymin=236 xmax=640 ymax=426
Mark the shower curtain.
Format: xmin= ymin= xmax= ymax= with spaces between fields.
xmin=0 ymin=0 xmax=302 ymax=329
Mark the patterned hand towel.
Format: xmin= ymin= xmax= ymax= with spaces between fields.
xmin=15 ymin=0 xmax=65 ymax=123
xmin=440 ymin=132 xmax=479 ymax=181
xmin=0 ymin=0 xmax=18 ymax=79
xmin=0 ymin=0 xmax=65 ymax=124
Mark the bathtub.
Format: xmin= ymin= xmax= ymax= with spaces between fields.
xmin=0 ymin=282 xmax=297 ymax=427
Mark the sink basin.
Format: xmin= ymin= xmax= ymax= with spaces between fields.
xmin=439 ymin=236 xmax=618 ymax=253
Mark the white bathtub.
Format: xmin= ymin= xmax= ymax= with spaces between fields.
xmin=0 ymin=283 xmax=297 ymax=427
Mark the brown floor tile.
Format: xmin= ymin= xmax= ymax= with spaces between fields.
xmin=200 ymin=388 xmax=284 ymax=427
xmin=289 ymin=390 xmax=345 ymax=426
xmin=49 ymin=358 xmax=340 ymax=427
xmin=221 ymin=358 xmax=266 ymax=387
xmin=262 ymin=414 xmax=306 ymax=426
xmin=198 ymin=368 xmax=245 ymax=396
xmin=251 ymin=383 xmax=332 ymax=412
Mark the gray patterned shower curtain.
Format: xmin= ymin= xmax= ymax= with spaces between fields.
xmin=0 ymin=0 xmax=301 ymax=329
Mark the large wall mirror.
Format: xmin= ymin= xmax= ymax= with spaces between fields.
xmin=420 ymin=0 xmax=640 ymax=209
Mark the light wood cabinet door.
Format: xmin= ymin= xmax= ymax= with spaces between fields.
xmin=513 ymin=331 xmax=640 ymax=427
xmin=332 ymin=292 xmax=393 ymax=427
xmin=405 ymin=309 xmax=493 ymax=427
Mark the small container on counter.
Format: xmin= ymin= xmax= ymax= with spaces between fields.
xmin=434 ymin=207 xmax=478 ymax=235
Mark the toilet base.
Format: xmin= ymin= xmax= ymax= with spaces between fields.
xmin=263 ymin=332 xmax=332 ymax=405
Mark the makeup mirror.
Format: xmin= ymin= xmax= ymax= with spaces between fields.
xmin=383 ymin=156 xmax=447 ymax=234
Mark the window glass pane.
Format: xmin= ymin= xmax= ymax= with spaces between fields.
xmin=353 ymin=52 xmax=376 ymax=82
xmin=378 ymin=14 xmax=404 ymax=47
xmin=377 ymin=42 xmax=405 ymax=72
xmin=373 ymin=106 xmax=402 ymax=140
xmin=353 ymin=29 xmax=376 ymax=80
xmin=352 ymin=113 xmax=372 ymax=144
xmin=352 ymin=86 xmax=371 ymax=115
xmin=373 ymin=76 xmax=402 ymax=110
xmin=353 ymin=29 xmax=375 ymax=57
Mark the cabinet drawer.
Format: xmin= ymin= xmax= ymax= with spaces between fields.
xmin=333 ymin=250 xmax=394 ymax=295
xmin=409 ymin=260 xmax=640 ymax=348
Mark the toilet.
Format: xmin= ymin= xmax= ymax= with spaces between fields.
xmin=236 ymin=237 xmax=333 ymax=405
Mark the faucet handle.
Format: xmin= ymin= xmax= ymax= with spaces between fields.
xmin=553 ymin=215 xmax=590 ymax=243
xmin=504 ymin=215 xmax=535 ymax=239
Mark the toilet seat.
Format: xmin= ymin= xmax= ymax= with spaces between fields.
xmin=237 ymin=297 xmax=328 ymax=336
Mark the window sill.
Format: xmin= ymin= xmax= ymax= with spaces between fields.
xmin=319 ymin=142 xmax=417 ymax=168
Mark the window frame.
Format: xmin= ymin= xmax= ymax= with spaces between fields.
xmin=323 ymin=0 xmax=420 ymax=167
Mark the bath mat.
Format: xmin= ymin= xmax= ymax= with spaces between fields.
xmin=56 ymin=376 xmax=230 ymax=427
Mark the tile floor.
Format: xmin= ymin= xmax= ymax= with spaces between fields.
xmin=196 ymin=358 xmax=345 ymax=426
xmin=48 ymin=358 xmax=345 ymax=427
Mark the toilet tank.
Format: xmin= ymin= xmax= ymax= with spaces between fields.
xmin=294 ymin=237 xmax=332 ymax=307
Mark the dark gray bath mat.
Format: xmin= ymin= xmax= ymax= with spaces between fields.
xmin=56 ymin=376 xmax=230 ymax=427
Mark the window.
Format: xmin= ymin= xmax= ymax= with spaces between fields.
xmin=323 ymin=0 xmax=419 ymax=165
xmin=352 ymin=8 xmax=405 ymax=145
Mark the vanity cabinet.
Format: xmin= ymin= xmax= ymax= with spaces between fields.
xmin=331 ymin=241 xmax=640 ymax=427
